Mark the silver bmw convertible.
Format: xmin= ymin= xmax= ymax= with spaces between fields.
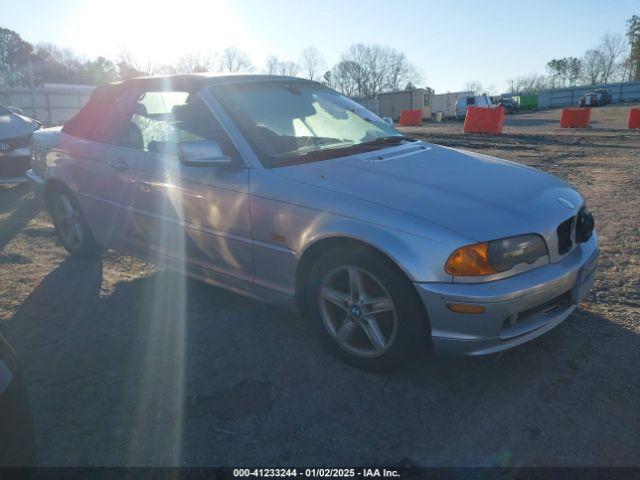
xmin=28 ymin=74 xmax=598 ymax=370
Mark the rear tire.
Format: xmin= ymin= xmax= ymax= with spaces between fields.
xmin=306 ymin=248 xmax=430 ymax=371
xmin=48 ymin=188 xmax=100 ymax=257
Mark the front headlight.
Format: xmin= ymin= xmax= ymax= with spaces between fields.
xmin=445 ymin=234 xmax=548 ymax=276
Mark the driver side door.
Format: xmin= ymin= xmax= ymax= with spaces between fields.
xmin=110 ymin=89 xmax=254 ymax=289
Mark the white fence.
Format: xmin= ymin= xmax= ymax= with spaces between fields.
xmin=0 ymin=83 xmax=95 ymax=126
xmin=537 ymin=81 xmax=640 ymax=109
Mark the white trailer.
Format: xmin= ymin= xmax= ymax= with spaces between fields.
xmin=429 ymin=91 xmax=473 ymax=119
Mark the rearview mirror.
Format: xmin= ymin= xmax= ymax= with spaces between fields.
xmin=383 ymin=117 xmax=393 ymax=126
xmin=179 ymin=140 xmax=233 ymax=167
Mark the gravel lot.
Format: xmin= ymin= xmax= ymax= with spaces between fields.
xmin=0 ymin=104 xmax=638 ymax=467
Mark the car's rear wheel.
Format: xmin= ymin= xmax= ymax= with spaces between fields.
xmin=49 ymin=189 xmax=100 ymax=257
xmin=306 ymin=248 xmax=430 ymax=371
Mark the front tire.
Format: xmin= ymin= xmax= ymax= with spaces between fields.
xmin=306 ymin=248 xmax=430 ymax=371
xmin=49 ymin=188 xmax=100 ymax=257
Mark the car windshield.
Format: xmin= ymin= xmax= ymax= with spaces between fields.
xmin=211 ymin=81 xmax=406 ymax=167
xmin=0 ymin=105 xmax=11 ymax=116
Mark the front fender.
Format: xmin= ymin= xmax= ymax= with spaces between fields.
xmin=296 ymin=213 xmax=454 ymax=283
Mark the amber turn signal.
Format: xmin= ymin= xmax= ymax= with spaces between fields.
xmin=446 ymin=303 xmax=486 ymax=314
xmin=444 ymin=242 xmax=497 ymax=276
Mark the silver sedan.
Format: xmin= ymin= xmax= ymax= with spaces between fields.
xmin=29 ymin=75 xmax=598 ymax=370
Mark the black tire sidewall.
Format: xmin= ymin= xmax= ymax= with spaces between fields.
xmin=306 ymin=248 xmax=431 ymax=371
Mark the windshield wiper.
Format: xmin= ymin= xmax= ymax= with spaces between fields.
xmin=358 ymin=135 xmax=415 ymax=146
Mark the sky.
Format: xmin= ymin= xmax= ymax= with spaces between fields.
xmin=1 ymin=0 xmax=637 ymax=93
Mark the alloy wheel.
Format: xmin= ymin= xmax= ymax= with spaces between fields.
xmin=318 ymin=265 xmax=398 ymax=358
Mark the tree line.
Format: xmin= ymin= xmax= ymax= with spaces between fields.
xmin=0 ymin=26 xmax=422 ymax=98
xmin=449 ymin=15 xmax=640 ymax=97
xmin=2 ymin=14 xmax=639 ymax=99
xmin=505 ymin=15 xmax=640 ymax=94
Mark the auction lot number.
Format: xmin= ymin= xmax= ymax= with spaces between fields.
xmin=234 ymin=468 xmax=400 ymax=478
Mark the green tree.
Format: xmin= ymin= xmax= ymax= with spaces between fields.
xmin=84 ymin=57 xmax=117 ymax=84
xmin=546 ymin=57 xmax=581 ymax=87
xmin=627 ymin=15 xmax=640 ymax=81
xmin=0 ymin=27 xmax=33 ymax=87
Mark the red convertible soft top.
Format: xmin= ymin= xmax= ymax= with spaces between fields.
xmin=61 ymin=75 xmax=210 ymax=141
xmin=62 ymin=83 xmax=134 ymax=141
xmin=62 ymin=74 xmax=314 ymax=142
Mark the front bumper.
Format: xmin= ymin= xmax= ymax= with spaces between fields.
xmin=25 ymin=169 xmax=45 ymax=193
xmin=415 ymin=234 xmax=598 ymax=355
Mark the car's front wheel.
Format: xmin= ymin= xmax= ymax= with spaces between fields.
xmin=307 ymin=248 xmax=430 ymax=371
xmin=49 ymin=188 xmax=100 ymax=257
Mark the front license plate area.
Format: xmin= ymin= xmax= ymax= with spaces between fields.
xmin=571 ymin=252 xmax=598 ymax=304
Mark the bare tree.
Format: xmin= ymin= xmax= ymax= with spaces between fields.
xmin=506 ymin=74 xmax=549 ymax=94
xmin=600 ymin=32 xmax=628 ymax=83
xmin=617 ymin=55 xmax=633 ymax=82
xmin=265 ymin=55 xmax=279 ymax=75
xmin=299 ymin=47 xmax=325 ymax=80
xmin=328 ymin=60 xmax=359 ymax=97
xmin=218 ymin=47 xmax=254 ymax=73
xmin=176 ymin=52 xmax=217 ymax=73
xmin=279 ymin=61 xmax=299 ymax=76
xmin=581 ymin=48 xmax=607 ymax=85
xmin=116 ymin=50 xmax=160 ymax=78
xmin=264 ymin=55 xmax=299 ymax=76
xmin=464 ymin=81 xmax=496 ymax=95
xmin=385 ymin=49 xmax=421 ymax=91
xmin=329 ymin=44 xmax=421 ymax=98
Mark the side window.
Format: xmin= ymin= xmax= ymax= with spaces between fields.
xmin=115 ymin=90 xmax=238 ymax=159
xmin=466 ymin=97 xmax=475 ymax=106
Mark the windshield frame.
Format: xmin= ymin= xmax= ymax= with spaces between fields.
xmin=209 ymin=80 xmax=407 ymax=168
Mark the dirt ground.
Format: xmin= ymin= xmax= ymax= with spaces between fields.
xmin=0 ymin=104 xmax=638 ymax=467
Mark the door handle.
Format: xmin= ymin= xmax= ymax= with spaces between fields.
xmin=108 ymin=158 xmax=129 ymax=170
xmin=139 ymin=183 xmax=151 ymax=193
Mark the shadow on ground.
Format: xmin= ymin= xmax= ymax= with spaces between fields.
xmin=3 ymin=256 xmax=639 ymax=466
xmin=0 ymin=184 xmax=41 ymax=251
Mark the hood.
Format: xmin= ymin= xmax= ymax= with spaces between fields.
xmin=0 ymin=112 xmax=39 ymax=141
xmin=273 ymin=142 xmax=583 ymax=242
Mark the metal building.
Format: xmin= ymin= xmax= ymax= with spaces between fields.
xmin=537 ymin=81 xmax=640 ymax=108
xmin=379 ymin=88 xmax=431 ymax=120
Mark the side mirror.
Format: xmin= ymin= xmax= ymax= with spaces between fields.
xmin=179 ymin=140 xmax=233 ymax=167
xmin=382 ymin=117 xmax=393 ymax=126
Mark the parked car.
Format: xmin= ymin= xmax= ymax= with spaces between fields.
xmin=454 ymin=94 xmax=493 ymax=120
xmin=28 ymin=75 xmax=598 ymax=370
xmin=0 ymin=104 xmax=40 ymax=183
xmin=0 ymin=334 xmax=35 ymax=466
xmin=579 ymin=89 xmax=611 ymax=107
xmin=497 ymin=98 xmax=520 ymax=114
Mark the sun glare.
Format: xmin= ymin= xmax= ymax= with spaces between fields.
xmin=72 ymin=0 xmax=267 ymax=67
